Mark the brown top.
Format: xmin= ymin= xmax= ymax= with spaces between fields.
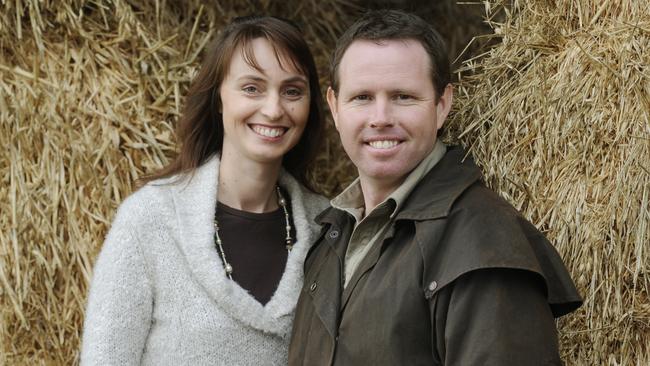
xmin=216 ymin=201 xmax=293 ymax=305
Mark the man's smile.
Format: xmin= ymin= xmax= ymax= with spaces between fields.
xmin=367 ymin=140 xmax=401 ymax=149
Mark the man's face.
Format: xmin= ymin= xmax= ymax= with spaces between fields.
xmin=327 ymin=39 xmax=452 ymax=192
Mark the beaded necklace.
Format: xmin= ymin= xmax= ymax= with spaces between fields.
xmin=213 ymin=186 xmax=292 ymax=280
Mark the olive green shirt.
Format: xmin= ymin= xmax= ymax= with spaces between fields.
xmin=332 ymin=141 xmax=447 ymax=287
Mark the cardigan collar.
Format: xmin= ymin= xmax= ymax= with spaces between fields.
xmin=166 ymin=154 xmax=323 ymax=336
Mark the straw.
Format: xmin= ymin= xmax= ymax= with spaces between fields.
xmin=3 ymin=0 xmax=646 ymax=364
xmin=445 ymin=1 xmax=650 ymax=364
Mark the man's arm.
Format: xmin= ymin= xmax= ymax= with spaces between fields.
xmin=431 ymin=268 xmax=562 ymax=365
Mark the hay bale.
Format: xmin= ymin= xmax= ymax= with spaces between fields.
xmin=0 ymin=0 xmax=360 ymax=363
xmin=0 ymin=1 xmax=214 ymax=363
xmin=357 ymin=0 xmax=501 ymax=70
xmin=4 ymin=0 xmax=644 ymax=364
xmin=446 ymin=0 xmax=650 ymax=364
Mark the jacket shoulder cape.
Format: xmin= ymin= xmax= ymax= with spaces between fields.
xmin=418 ymin=180 xmax=582 ymax=317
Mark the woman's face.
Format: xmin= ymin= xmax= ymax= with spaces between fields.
xmin=219 ymin=38 xmax=310 ymax=167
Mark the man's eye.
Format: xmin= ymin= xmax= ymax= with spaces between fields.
xmin=396 ymin=94 xmax=413 ymax=100
xmin=353 ymin=95 xmax=370 ymax=101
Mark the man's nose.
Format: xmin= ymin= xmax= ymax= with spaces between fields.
xmin=261 ymin=94 xmax=284 ymax=121
xmin=369 ymin=99 xmax=393 ymax=128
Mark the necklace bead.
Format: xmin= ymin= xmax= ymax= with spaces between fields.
xmin=213 ymin=186 xmax=292 ymax=280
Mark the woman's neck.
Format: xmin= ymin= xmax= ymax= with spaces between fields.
xmin=217 ymin=151 xmax=282 ymax=213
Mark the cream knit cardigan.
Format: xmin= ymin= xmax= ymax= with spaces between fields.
xmin=80 ymin=155 xmax=328 ymax=365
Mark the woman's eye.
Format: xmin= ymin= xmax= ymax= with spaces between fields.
xmin=284 ymin=87 xmax=304 ymax=98
xmin=242 ymin=86 xmax=259 ymax=94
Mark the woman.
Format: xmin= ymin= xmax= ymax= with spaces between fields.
xmin=81 ymin=16 xmax=328 ymax=365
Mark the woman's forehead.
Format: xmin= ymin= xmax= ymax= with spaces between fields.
xmin=235 ymin=37 xmax=305 ymax=76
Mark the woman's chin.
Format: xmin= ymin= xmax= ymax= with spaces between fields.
xmin=229 ymin=149 xmax=287 ymax=167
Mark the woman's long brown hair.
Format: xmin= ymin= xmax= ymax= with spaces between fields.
xmin=139 ymin=16 xmax=323 ymax=190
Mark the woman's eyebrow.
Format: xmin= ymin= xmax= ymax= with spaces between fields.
xmin=235 ymin=75 xmax=307 ymax=84
xmin=236 ymin=75 xmax=266 ymax=82
xmin=283 ymin=75 xmax=308 ymax=84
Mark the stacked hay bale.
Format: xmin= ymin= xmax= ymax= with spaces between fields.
xmin=0 ymin=0 xmax=486 ymax=363
xmin=0 ymin=2 xmax=215 ymax=363
xmin=0 ymin=1 xmax=355 ymax=363
xmin=447 ymin=0 xmax=650 ymax=364
xmin=1 ymin=0 xmax=646 ymax=364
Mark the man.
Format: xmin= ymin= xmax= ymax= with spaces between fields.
xmin=288 ymin=9 xmax=582 ymax=366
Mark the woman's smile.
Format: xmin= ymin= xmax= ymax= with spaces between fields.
xmin=249 ymin=124 xmax=288 ymax=139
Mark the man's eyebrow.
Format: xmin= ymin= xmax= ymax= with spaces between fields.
xmin=342 ymin=88 xmax=370 ymax=95
xmin=392 ymin=89 xmax=412 ymax=94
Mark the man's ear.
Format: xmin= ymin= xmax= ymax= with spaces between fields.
xmin=435 ymin=84 xmax=453 ymax=131
xmin=326 ymin=87 xmax=340 ymax=130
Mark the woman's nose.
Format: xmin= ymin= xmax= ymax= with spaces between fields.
xmin=260 ymin=94 xmax=284 ymax=121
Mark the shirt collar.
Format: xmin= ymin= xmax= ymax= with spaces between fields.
xmin=330 ymin=177 xmax=365 ymax=222
xmin=331 ymin=140 xmax=447 ymax=221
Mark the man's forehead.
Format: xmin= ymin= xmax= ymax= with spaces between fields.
xmin=340 ymin=38 xmax=427 ymax=63
xmin=337 ymin=39 xmax=432 ymax=91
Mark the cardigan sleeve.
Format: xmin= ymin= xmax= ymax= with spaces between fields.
xmin=431 ymin=268 xmax=562 ymax=366
xmin=80 ymin=217 xmax=153 ymax=366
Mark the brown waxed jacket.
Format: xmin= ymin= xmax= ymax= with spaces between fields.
xmin=288 ymin=146 xmax=582 ymax=366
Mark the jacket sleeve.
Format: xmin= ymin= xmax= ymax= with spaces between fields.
xmin=430 ymin=268 xmax=562 ymax=366
xmin=80 ymin=218 xmax=153 ymax=366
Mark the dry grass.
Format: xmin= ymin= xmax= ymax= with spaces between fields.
xmin=1 ymin=0 xmax=647 ymax=364
xmin=446 ymin=1 xmax=650 ymax=364
xmin=0 ymin=1 xmax=357 ymax=363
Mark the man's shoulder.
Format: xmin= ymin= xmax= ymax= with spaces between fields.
xmin=450 ymin=181 xmax=523 ymax=223
xmin=417 ymin=182 xmax=582 ymax=317
xmin=421 ymin=181 xmax=541 ymax=263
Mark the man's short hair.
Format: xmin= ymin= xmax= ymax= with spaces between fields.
xmin=330 ymin=9 xmax=451 ymax=101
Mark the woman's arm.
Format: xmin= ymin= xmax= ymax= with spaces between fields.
xmin=80 ymin=218 xmax=153 ymax=366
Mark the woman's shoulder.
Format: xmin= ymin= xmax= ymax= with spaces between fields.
xmin=301 ymin=191 xmax=329 ymax=222
xmin=279 ymin=172 xmax=329 ymax=216
xmin=111 ymin=177 xmax=178 ymax=230
xmin=302 ymin=189 xmax=329 ymax=215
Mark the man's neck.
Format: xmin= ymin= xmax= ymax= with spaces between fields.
xmin=218 ymin=150 xmax=282 ymax=213
xmin=358 ymin=176 xmax=405 ymax=216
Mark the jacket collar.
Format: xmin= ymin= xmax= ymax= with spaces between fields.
xmin=395 ymin=146 xmax=482 ymax=221
xmin=317 ymin=146 xmax=482 ymax=225
xmin=164 ymin=154 xmax=324 ymax=336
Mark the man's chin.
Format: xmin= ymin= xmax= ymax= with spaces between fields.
xmin=359 ymin=166 xmax=411 ymax=187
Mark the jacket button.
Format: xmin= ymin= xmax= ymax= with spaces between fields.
xmin=310 ymin=282 xmax=317 ymax=291
xmin=328 ymin=230 xmax=339 ymax=239
xmin=428 ymin=281 xmax=438 ymax=291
